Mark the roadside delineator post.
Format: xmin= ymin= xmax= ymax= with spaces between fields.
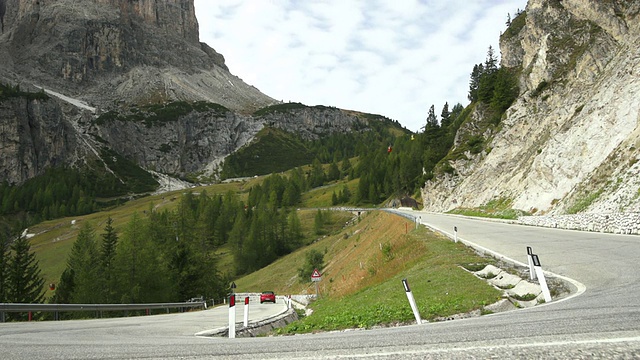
xmin=243 ymin=297 xmax=249 ymax=328
xmin=228 ymin=294 xmax=236 ymax=339
xmin=527 ymin=246 xmax=537 ymax=280
xmin=402 ymin=279 xmax=422 ymax=324
xmin=531 ymin=254 xmax=552 ymax=303
xmin=454 ymin=226 xmax=458 ymax=243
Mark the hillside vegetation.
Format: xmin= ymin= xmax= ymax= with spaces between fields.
xmin=237 ymin=211 xmax=502 ymax=332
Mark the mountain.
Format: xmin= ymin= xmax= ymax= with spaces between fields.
xmin=422 ymin=0 xmax=640 ymax=215
xmin=0 ymin=0 xmax=397 ymax=190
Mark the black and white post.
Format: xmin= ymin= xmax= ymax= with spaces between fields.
xmin=531 ymin=254 xmax=552 ymax=303
xmin=527 ymin=246 xmax=536 ymax=280
xmin=228 ymin=294 xmax=236 ymax=339
xmin=454 ymin=226 xmax=458 ymax=243
xmin=402 ymin=279 xmax=422 ymax=324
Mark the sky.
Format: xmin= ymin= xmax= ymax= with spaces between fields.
xmin=194 ymin=0 xmax=528 ymax=132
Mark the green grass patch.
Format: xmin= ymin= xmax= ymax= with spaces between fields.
xmin=448 ymin=197 xmax=529 ymax=220
xmin=271 ymin=225 xmax=501 ymax=333
xmin=566 ymin=190 xmax=603 ymax=214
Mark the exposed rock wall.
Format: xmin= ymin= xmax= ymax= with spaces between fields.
xmin=97 ymin=112 xmax=262 ymax=177
xmin=0 ymin=97 xmax=81 ymax=183
xmin=260 ymin=107 xmax=366 ymax=140
xmin=0 ymin=0 xmax=274 ymax=113
xmin=422 ymin=0 xmax=640 ymax=215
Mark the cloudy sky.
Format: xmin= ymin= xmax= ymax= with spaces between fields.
xmin=194 ymin=0 xmax=528 ymax=132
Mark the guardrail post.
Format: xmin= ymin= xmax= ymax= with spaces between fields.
xmin=243 ymin=297 xmax=249 ymax=328
xmin=1 ymin=311 xmax=5 ymax=323
xmin=531 ymin=254 xmax=552 ymax=303
xmin=402 ymin=279 xmax=422 ymax=324
xmin=527 ymin=246 xmax=537 ymax=280
xmin=228 ymin=295 xmax=236 ymax=339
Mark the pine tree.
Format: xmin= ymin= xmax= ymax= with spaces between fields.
xmin=0 ymin=230 xmax=9 ymax=302
xmin=484 ymin=45 xmax=498 ymax=74
xmin=440 ymin=102 xmax=451 ymax=128
xmin=6 ymin=235 xmax=45 ymax=304
xmin=67 ymin=222 xmax=101 ymax=303
xmin=100 ymin=216 xmax=118 ymax=303
xmin=468 ymin=63 xmax=483 ymax=102
xmin=424 ymin=104 xmax=439 ymax=130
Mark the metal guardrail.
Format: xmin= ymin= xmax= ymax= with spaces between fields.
xmin=0 ymin=301 xmax=207 ymax=322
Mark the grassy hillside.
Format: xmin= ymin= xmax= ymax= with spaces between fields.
xmin=235 ymin=211 xmax=502 ymax=332
xmin=28 ymin=176 xmax=354 ymax=294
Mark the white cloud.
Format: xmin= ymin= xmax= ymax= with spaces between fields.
xmin=194 ymin=0 xmax=528 ymax=132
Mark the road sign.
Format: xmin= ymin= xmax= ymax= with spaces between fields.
xmin=311 ymin=268 xmax=322 ymax=282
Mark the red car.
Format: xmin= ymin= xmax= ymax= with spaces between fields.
xmin=260 ymin=291 xmax=276 ymax=304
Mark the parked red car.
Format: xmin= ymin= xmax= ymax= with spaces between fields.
xmin=260 ymin=291 xmax=276 ymax=304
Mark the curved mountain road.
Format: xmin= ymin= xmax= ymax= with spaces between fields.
xmin=1 ymin=212 xmax=639 ymax=359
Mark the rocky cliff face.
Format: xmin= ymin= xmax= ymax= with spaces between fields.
xmin=0 ymin=0 xmax=284 ymax=186
xmin=0 ymin=96 xmax=84 ymax=183
xmin=0 ymin=0 xmax=273 ymax=112
xmin=422 ymin=0 xmax=640 ymax=214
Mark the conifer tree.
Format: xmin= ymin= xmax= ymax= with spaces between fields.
xmin=0 ymin=230 xmax=9 ymax=302
xmin=100 ymin=216 xmax=118 ymax=303
xmin=424 ymin=104 xmax=439 ymax=129
xmin=67 ymin=222 xmax=101 ymax=303
xmin=6 ymin=235 xmax=45 ymax=305
xmin=440 ymin=102 xmax=451 ymax=128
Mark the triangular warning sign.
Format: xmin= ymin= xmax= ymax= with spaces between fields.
xmin=311 ymin=269 xmax=321 ymax=278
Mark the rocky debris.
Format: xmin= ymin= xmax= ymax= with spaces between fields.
xmin=471 ymin=264 xmax=546 ymax=309
xmin=519 ymin=213 xmax=640 ymax=234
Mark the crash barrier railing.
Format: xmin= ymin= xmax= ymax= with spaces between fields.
xmin=0 ymin=301 xmax=207 ymax=322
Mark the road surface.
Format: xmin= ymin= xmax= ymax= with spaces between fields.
xmin=1 ymin=212 xmax=639 ymax=359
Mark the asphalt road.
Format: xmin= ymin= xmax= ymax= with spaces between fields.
xmin=2 ymin=212 xmax=639 ymax=359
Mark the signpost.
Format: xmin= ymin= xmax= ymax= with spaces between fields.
xmin=311 ymin=269 xmax=322 ymax=298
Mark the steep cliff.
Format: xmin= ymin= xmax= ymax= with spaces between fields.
xmin=0 ymin=0 xmax=274 ymax=112
xmin=0 ymin=0 xmax=281 ymax=186
xmin=0 ymin=94 xmax=83 ymax=183
xmin=422 ymin=0 xmax=640 ymax=214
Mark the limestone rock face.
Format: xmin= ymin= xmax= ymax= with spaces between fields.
xmin=0 ymin=0 xmax=274 ymax=112
xmin=422 ymin=0 xmax=640 ymax=214
xmin=0 ymin=97 xmax=84 ymax=183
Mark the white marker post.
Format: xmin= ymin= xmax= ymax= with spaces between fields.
xmin=243 ymin=296 xmax=249 ymax=328
xmin=531 ymin=254 xmax=552 ymax=303
xmin=454 ymin=226 xmax=458 ymax=243
xmin=402 ymin=279 xmax=422 ymax=324
xmin=527 ymin=246 xmax=536 ymax=280
xmin=228 ymin=295 xmax=236 ymax=339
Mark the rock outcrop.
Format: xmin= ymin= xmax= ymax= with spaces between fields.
xmin=0 ymin=0 xmax=274 ymax=112
xmin=422 ymin=0 xmax=640 ymax=214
